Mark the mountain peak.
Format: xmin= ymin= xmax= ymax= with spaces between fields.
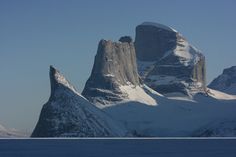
xmin=49 ymin=65 xmax=76 ymax=95
xmin=223 ymin=66 xmax=236 ymax=75
xmin=208 ymin=66 xmax=236 ymax=95
xmin=32 ymin=66 xmax=127 ymax=137
xmin=82 ymin=39 xmax=140 ymax=105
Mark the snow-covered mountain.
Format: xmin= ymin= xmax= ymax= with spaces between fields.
xmin=32 ymin=22 xmax=236 ymax=137
xmin=135 ymin=22 xmax=206 ymax=97
xmin=0 ymin=124 xmax=27 ymax=138
xmin=31 ymin=66 xmax=127 ymax=137
xmin=82 ymin=38 xmax=157 ymax=107
xmin=208 ymin=66 xmax=236 ymax=95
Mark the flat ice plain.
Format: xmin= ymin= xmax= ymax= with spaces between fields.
xmin=0 ymin=139 xmax=236 ymax=157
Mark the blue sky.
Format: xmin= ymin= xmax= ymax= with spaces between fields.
xmin=0 ymin=0 xmax=236 ymax=132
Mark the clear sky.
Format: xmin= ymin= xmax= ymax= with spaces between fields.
xmin=0 ymin=0 xmax=236 ymax=132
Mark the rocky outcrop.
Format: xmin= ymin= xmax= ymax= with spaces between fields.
xmin=82 ymin=38 xmax=156 ymax=106
xmin=31 ymin=66 xmax=127 ymax=137
xmin=119 ymin=36 xmax=133 ymax=43
xmin=208 ymin=66 xmax=236 ymax=95
xmin=135 ymin=22 xmax=206 ymax=96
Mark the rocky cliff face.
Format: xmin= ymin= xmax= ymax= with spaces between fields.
xmin=135 ymin=22 xmax=206 ymax=96
xmin=31 ymin=66 xmax=126 ymax=137
xmin=208 ymin=66 xmax=236 ymax=95
xmin=82 ymin=38 xmax=156 ymax=106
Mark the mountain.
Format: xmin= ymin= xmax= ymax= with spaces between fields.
xmin=135 ymin=22 xmax=206 ymax=97
xmin=32 ymin=22 xmax=236 ymax=137
xmin=208 ymin=66 xmax=236 ymax=95
xmin=82 ymin=38 xmax=157 ymax=106
xmin=31 ymin=66 xmax=127 ymax=137
xmin=0 ymin=124 xmax=27 ymax=138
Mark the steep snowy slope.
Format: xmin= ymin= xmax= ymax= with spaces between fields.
xmin=209 ymin=66 xmax=236 ymax=95
xmin=31 ymin=66 xmax=127 ymax=137
xmin=103 ymin=88 xmax=236 ymax=137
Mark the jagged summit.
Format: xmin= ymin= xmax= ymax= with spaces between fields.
xmin=49 ymin=65 xmax=77 ymax=95
xmin=208 ymin=66 xmax=236 ymax=95
xmin=82 ymin=39 xmax=156 ymax=106
xmin=135 ymin=22 xmax=206 ymax=96
xmin=32 ymin=66 xmax=127 ymax=137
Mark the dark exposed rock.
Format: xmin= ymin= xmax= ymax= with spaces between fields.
xmin=135 ymin=22 xmax=177 ymax=61
xmin=119 ymin=36 xmax=133 ymax=43
xmin=135 ymin=22 xmax=206 ymax=96
xmin=31 ymin=66 xmax=127 ymax=137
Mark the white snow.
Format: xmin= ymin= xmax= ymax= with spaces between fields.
xmin=174 ymin=40 xmax=192 ymax=60
xmin=103 ymin=87 xmax=236 ymax=137
xmin=206 ymin=88 xmax=236 ymax=100
xmin=141 ymin=22 xmax=177 ymax=32
xmin=104 ymin=74 xmax=115 ymax=77
xmin=172 ymin=39 xmax=202 ymax=66
xmin=54 ymin=69 xmax=78 ymax=94
xmin=119 ymin=84 xmax=157 ymax=106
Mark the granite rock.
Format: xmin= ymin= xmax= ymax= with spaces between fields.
xmin=135 ymin=22 xmax=206 ymax=96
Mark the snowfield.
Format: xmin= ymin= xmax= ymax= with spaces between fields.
xmin=103 ymin=88 xmax=236 ymax=137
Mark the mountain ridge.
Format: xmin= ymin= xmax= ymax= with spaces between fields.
xmin=31 ymin=22 xmax=236 ymax=137
xmin=31 ymin=66 xmax=127 ymax=137
xmin=208 ymin=66 xmax=236 ymax=95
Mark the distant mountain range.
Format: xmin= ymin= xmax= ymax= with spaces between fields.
xmin=0 ymin=124 xmax=27 ymax=138
xmin=209 ymin=66 xmax=236 ymax=95
xmin=31 ymin=22 xmax=236 ymax=137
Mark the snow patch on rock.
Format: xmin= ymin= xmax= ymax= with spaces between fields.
xmin=119 ymin=84 xmax=157 ymax=106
